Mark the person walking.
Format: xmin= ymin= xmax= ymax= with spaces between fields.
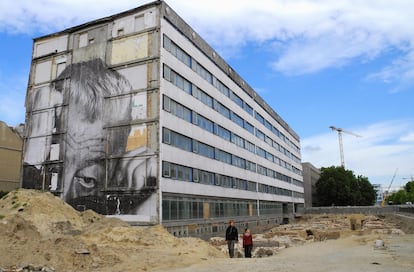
xmin=225 ymin=219 xmax=238 ymax=258
xmin=242 ymin=228 xmax=253 ymax=258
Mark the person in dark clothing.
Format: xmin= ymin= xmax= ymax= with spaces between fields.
xmin=242 ymin=228 xmax=253 ymax=258
xmin=225 ymin=219 xmax=239 ymax=258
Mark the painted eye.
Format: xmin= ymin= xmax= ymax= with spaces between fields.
xmin=75 ymin=176 xmax=96 ymax=189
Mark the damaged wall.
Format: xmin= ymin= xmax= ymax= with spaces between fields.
xmin=22 ymin=3 xmax=161 ymax=223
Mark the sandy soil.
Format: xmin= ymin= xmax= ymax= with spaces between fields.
xmin=164 ymin=234 xmax=414 ymax=272
xmin=1 ymin=189 xmax=413 ymax=272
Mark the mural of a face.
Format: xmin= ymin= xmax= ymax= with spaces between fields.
xmin=57 ymin=59 xmax=132 ymax=201
xmin=24 ymin=58 xmax=157 ymax=216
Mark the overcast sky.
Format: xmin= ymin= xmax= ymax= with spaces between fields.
xmin=0 ymin=0 xmax=413 ymax=190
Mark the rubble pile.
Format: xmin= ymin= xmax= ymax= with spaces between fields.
xmin=211 ymin=213 xmax=404 ymax=258
xmin=0 ymin=189 xmax=223 ymax=272
xmin=0 ymin=189 xmax=407 ymax=270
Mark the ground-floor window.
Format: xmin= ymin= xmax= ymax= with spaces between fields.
xmin=163 ymin=194 xmax=298 ymax=221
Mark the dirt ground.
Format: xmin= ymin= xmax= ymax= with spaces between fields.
xmin=0 ymin=189 xmax=413 ymax=272
xmin=165 ymin=234 xmax=414 ymax=272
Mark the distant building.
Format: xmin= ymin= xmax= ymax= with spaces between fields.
xmin=22 ymin=1 xmax=304 ymax=235
xmin=372 ymin=184 xmax=383 ymax=205
xmin=302 ymin=162 xmax=320 ymax=207
xmin=0 ymin=121 xmax=23 ymax=192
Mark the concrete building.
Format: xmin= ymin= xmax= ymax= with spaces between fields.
xmin=372 ymin=184 xmax=383 ymax=205
xmin=0 ymin=121 xmax=23 ymax=192
xmin=302 ymin=162 xmax=320 ymax=207
xmin=22 ymin=1 xmax=304 ymax=236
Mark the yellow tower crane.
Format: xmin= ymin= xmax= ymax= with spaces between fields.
xmin=381 ymin=168 xmax=398 ymax=206
xmin=329 ymin=126 xmax=362 ymax=168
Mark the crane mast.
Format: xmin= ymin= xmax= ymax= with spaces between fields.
xmin=329 ymin=126 xmax=361 ymax=168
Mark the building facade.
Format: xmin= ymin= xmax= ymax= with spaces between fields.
xmin=372 ymin=184 xmax=383 ymax=205
xmin=0 ymin=121 xmax=23 ymax=192
xmin=301 ymin=162 xmax=320 ymax=207
xmin=22 ymin=1 xmax=304 ymax=235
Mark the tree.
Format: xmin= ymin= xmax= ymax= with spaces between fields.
xmin=404 ymin=181 xmax=414 ymax=193
xmin=355 ymin=175 xmax=376 ymax=206
xmin=387 ymin=180 xmax=414 ymax=204
xmin=315 ymin=166 xmax=376 ymax=206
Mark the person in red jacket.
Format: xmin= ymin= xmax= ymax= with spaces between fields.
xmin=242 ymin=228 xmax=253 ymax=258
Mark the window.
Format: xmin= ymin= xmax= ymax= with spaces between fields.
xmin=246 ymin=160 xmax=256 ymax=172
xmin=216 ymin=79 xmax=230 ymax=97
xmin=196 ymin=114 xmax=214 ymax=133
xmin=244 ymin=121 xmax=254 ymax=134
xmin=231 ymin=112 xmax=244 ymax=128
xmin=232 ymin=155 xmax=246 ymax=169
xmin=162 ymin=128 xmax=171 ymax=144
xmin=231 ymin=133 xmax=244 ymax=148
xmin=256 ymin=129 xmax=265 ymax=141
xmin=230 ymin=91 xmax=243 ymax=108
xmin=193 ymin=62 xmax=213 ymax=84
xmin=163 ymin=95 xmax=171 ymax=112
xmin=215 ymin=149 xmax=232 ymax=164
xmin=244 ymin=103 xmax=253 ymax=115
xmin=265 ymin=136 xmax=273 ymax=146
xmin=197 ymin=142 xmax=215 ymax=159
xmin=193 ymin=169 xmax=199 ymax=182
xmin=266 ymin=152 xmax=274 ymax=162
xmin=265 ymin=120 xmax=272 ymax=131
xmin=245 ymin=140 xmax=255 ymax=153
xmin=257 ymin=165 xmax=267 ymax=175
xmin=164 ymin=129 xmax=191 ymax=152
xmin=199 ymin=170 xmax=215 ymax=185
xmin=162 ymin=161 xmax=171 ymax=177
xmin=163 ymin=65 xmax=171 ymax=81
xmin=215 ymin=101 xmax=230 ymax=119
xmin=217 ymin=126 xmax=231 ymax=141
xmin=247 ymin=181 xmax=256 ymax=192
xmin=163 ymin=65 xmax=191 ymax=94
xmin=272 ymin=126 xmax=280 ymax=137
xmin=256 ymin=146 xmax=266 ymax=158
xmin=165 ymin=97 xmax=192 ymax=123
xmin=163 ymin=35 xmax=191 ymax=67
xmin=255 ymin=112 xmax=264 ymax=124
xmin=192 ymin=86 xmax=213 ymax=108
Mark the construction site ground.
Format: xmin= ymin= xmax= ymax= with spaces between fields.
xmin=0 ymin=189 xmax=413 ymax=272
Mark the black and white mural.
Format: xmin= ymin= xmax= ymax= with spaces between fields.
xmin=23 ymin=58 xmax=157 ymax=221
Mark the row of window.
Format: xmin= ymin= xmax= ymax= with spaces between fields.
xmin=163 ymin=35 xmax=254 ymax=115
xmin=164 ymin=65 xmax=301 ymax=170
xmin=162 ymin=142 xmax=303 ymax=198
xmin=162 ymin=195 xmax=301 ymax=221
xmin=162 ymin=196 xmax=256 ymax=221
xmin=162 ymin=161 xmax=257 ymax=191
xmin=163 ymin=34 xmax=300 ymax=154
xmin=163 ymin=94 xmax=299 ymax=176
xmin=163 ymin=65 xmax=254 ymax=134
xmin=254 ymin=112 xmax=300 ymax=154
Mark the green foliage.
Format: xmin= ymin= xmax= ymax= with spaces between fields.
xmin=404 ymin=181 xmax=414 ymax=193
xmin=388 ymin=180 xmax=414 ymax=204
xmin=315 ymin=166 xmax=376 ymax=207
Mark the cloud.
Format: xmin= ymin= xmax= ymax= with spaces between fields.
xmin=0 ymin=0 xmax=152 ymax=34
xmin=1 ymin=1 xmax=414 ymax=79
xmin=366 ymin=50 xmax=414 ymax=93
xmin=301 ymin=120 xmax=414 ymax=187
